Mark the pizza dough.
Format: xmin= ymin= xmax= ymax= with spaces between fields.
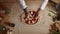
xmin=22 ymin=11 xmax=39 ymax=25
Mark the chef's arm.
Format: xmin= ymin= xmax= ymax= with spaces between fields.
xmin=37 ymin=0 xmax=48 ymax=12
xmin=40 ymin=0 xmax=48 ymax=10
xmin=19 ymin=0 xmax=27 ymax=13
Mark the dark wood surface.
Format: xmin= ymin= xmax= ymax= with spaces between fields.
xmin=0 ymin=30 xmax=7 ymax=34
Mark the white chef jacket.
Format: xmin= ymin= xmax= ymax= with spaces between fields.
xmin=19 ymin=0 xmax=48 ymax=10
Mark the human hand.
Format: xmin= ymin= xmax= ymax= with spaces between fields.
xmin=33 ymin=8 xmax=41 ymax=18
xmin=23 ymin=8 xmax=28 ymax=17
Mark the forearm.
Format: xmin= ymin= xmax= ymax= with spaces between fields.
xmin=40 ymin=0 xmax=48 ymax=10
xmin=19 ymin=0 xmax=27 ymax=9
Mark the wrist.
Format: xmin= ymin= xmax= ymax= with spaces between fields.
xmin=23 ymin=8 xmax=27 ymax=14
xmin=37 ymin=8 xmax=41 ymax=12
